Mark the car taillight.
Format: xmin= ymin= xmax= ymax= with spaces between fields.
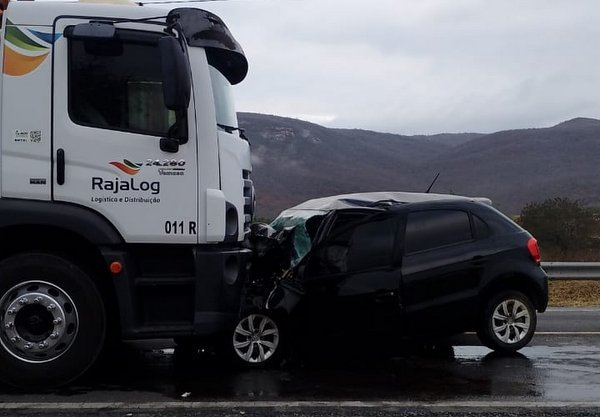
xmin=527 ymin=237 xmax=541 ymax=265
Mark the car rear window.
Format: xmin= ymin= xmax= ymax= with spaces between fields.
xmin=478 ymin=205 xmax=523 ymax=235
xmin=405 ymin=209 xmax=472 ymax=254
xmin=472 ymin=213 xmax=491 ymax=239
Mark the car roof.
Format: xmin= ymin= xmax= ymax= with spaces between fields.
xmin=284 ymin=192 xmax=492 ymax=212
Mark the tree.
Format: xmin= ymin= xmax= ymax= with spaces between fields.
xmin=518 ymin=197 xmax=598 ymax=256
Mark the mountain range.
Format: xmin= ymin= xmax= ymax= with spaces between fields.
xmin=238 ymin=113 xmax=600 ymax=219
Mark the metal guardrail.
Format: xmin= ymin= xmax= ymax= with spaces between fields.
xmin=542 ymin=262 xmax=600 ymax=280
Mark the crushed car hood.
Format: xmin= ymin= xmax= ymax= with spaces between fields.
xmin=270 ymin=192 xmax=492 ymax=266
xmin=244 ymin=191 xmax=493 ymax=313
xmin=283 ymin=191 xmax=492 ymax=211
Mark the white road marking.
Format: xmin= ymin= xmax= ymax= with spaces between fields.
xmin=463 ymin=331 xmax=600 ymax=335
xmin=1 ymin=401 xmax=600 ymax=410
xmin=536 ymin=332 xmax=600 ymax=335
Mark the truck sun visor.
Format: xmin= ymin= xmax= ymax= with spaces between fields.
xmin=167 ymin=8 xmax=248 ymax=85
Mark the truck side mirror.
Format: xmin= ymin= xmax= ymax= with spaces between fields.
xmin=159 ymin=36 xmax=191 ymax=111
xmin=160 ymin=137 xmax=180 ymax=153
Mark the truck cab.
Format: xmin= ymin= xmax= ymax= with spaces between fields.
xmin=0 ymin=1 xmax=254 ymax=388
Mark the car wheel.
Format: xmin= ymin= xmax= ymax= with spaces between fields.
xmin=231 ymin=312 xmax=282 ymax=367
xmin=477 ymin=290 xmax=537 ymax=353
xmin=0 ymin=253 xmax=106 ymax=388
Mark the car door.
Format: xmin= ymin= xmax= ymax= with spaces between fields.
xmin=401 ymin=209 xmax=487 ymax=335
xmin=52 ymin=19 xmax=198 ymax=244
xmin=301 ymin=211 xmax=402 ymax=340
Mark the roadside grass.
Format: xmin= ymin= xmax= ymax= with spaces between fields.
xmin=549 ymin=281 xmax=600 ymax=307
xmin=542 ymin=248 xmax=600 ymax=307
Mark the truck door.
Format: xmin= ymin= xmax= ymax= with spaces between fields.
xmin=52 ymin=19 xmax=198 ymax=244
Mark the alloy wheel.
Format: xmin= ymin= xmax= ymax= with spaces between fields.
xmin=491 ymin=298 xmax=531 ymax=344
xmin=233 ymin=314 xmax=279 ymax=364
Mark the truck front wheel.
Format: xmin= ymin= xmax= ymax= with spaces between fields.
xmin=0 ymin=253 xmax=106 ymax=388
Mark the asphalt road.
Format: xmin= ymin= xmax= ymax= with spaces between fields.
xmin=0 ymin=308 xmax=599 ymax=416
xmin=537 ymin=307 xmax=600 ymax=333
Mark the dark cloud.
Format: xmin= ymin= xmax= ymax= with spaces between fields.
xmin=146 ymin=0 xmax=600 ymax=134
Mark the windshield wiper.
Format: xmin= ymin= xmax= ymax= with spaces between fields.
xmin=217 ymin=124 xmax=249 ymax=141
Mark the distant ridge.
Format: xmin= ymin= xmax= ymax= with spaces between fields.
xmin=238 ymin=112 xmax=600 ymax=218
xmin=553 ymin=117 xmax=600 ymax=129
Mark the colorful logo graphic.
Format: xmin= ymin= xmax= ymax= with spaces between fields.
xmin=109 ymin=160 xmax=142 ymax=176
xmin=3 ymin=20 xmax=62 ymax=76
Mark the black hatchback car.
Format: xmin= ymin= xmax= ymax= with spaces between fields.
xmin=231 ymin=192 xmax=548 ymax=366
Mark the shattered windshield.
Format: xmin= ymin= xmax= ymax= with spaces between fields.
xmin=270 ymin=209 xmax=328 ymax=267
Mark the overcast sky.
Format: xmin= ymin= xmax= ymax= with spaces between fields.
xmin=145 ymin=0 xmax=600 ymax=135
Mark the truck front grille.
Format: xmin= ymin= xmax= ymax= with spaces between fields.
xmin=243 ymin=170 xmax=254 ymax=232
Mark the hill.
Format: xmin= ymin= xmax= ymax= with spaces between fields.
xmin=238 ymin=113 xmax=600 ymax=218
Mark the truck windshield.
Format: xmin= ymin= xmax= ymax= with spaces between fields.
xmin=209 ymin=66 xmax=238 ymax=131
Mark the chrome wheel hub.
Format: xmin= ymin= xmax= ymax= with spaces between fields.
xmin=492 ymin=299 xmax=530 ymax=344
xmin=233 ymin=314 xmax=279 ymax=364
xmin=0 ymin=281 xmax=79 ymax=363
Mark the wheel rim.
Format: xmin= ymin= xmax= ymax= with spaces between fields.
xmin=233 ymin=314 xmax=279 ymax=364
xmin=491 ymin=298 xmax=531 ymax=344
xmin=0 ymin=281 xmax=79 ymax=363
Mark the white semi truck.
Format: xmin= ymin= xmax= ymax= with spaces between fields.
xmin=0 ymin=0 xmax=254 ymax=388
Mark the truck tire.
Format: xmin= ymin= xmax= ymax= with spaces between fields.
xmin=477 ymin=290 xmax=537 ymax=353
xmin=0 ymin=253 xmax=106 ymax=388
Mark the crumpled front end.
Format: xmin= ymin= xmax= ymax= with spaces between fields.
xmin=240 ymin=223 xmax=297 ymax=313
xmin=240 ymin=211 xmax=325 ymax=315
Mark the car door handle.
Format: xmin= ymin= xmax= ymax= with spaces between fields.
xmin=471 ymin=255 xmax=486 ymax=266
xmin=374 ymin=290 xmax=397 ymax=303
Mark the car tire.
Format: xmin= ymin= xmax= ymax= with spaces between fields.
xmin=0 ymin=253 xmax=106 ymax=389
xmin=230 ymin=312 xmax=284 ymax=367
xmin=477 ymin=290 xmax=537 ymax=353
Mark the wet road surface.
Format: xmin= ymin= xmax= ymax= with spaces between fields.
xmin=1 ymin=336 xmax=600 ymax=403
xmin=0 ymin=308 xmax=599 ymax=415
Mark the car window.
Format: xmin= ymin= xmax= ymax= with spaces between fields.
xmin=310 ymin=215 xmax=397 ymax=275
xmin=472 ymin=213 xmax=491 ymax=239
xmin=405 ymin=209 xmax=472 ymax=254
xmin=479 ymin=205 xmax=523 ymax=235
xmin=346 ymin=217 xmax=397 ymax=271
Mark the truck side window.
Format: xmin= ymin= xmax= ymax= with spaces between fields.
xmin=68 ymin=30 xmax=175 ymax=137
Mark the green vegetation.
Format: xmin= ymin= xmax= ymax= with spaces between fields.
xmin=518 ymin=197 xmax=600 ymax=261
xmin=518 ymin=197 xmax=600 ymax=306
